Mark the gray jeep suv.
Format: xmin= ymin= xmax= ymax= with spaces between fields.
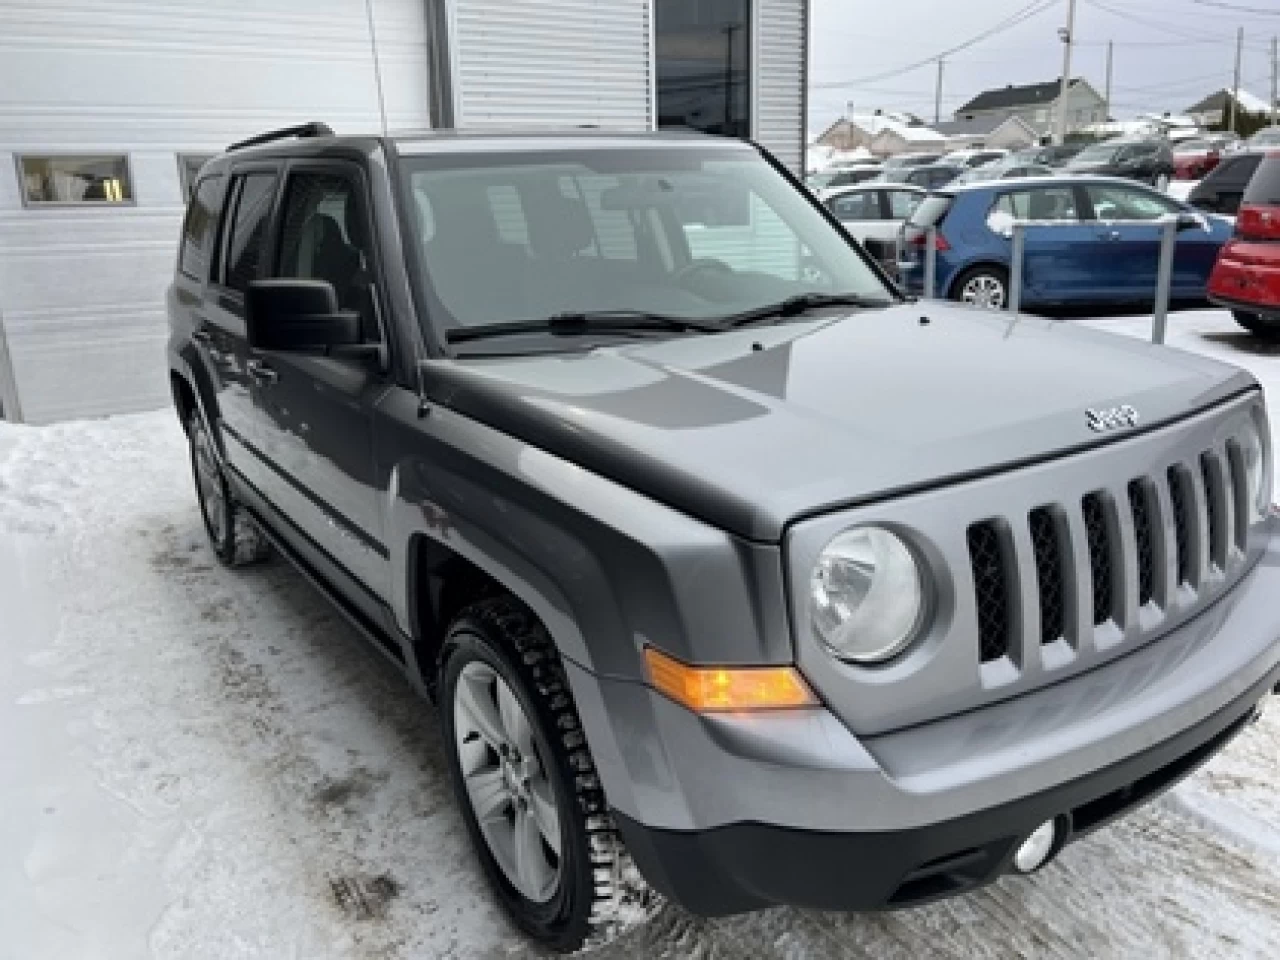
xmin=167 ymin=123 xmax=1280 ymax=951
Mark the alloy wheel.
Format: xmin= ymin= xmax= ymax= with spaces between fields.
xmin=961 ymin=274 xmax=1006 ymax=310
xmin=453 ymin=660 xmax=563 ymax=903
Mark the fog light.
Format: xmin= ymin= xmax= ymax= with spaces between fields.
xmin=1013 ymin=820 xmax=1059 ymax=873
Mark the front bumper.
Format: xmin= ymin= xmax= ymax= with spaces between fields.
xmin=565 ymin=538 xmax=1280 ymax=915
xmin=615 ymin=671 xmax=1271 ymax=914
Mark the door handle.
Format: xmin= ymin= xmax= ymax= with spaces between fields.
xmin=245 ymin=359 xmax=279 ymax=386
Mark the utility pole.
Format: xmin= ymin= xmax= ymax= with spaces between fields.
xmin=1103 ymin=41 xmax=1114 ymax=122
xmin=1271 ymin=36 xmax=1277 ymax=128
xmin=1229 ymin=26 xmax=1243 ymax=134
xmin=935 ymin=58 xmax=945 ymax=124
xmin=1055 ymin=0 xmax=1079 ymax=146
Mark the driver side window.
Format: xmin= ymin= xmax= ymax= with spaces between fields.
xmin=275 ymin=171 xmax=379 ymax=341
xmin=1085 ymin=184 xmax=1178 ymax=221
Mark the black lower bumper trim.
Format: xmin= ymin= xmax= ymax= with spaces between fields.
xmin=615 ymin=667 xmax=1279 ymax=917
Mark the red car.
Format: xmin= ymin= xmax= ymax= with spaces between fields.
xmin=1172 ymin=137 xmax=1232 ymax=181
xmin=1208 ymin=150 xmax=1280 ymax=336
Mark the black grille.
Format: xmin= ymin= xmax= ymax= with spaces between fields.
xmin=1081 ymin=493 xmax=1113 ymax=626
xmin=1029 ymin=507 xmax=1066 ymax=645
xmin=1128 ymin=480 xmax=1155 ymax=607
xmin=968 ymin=522 xmax=1010 ymax=663
xmin=1168 ymin=466 xmax=1192 ymax=586
xmin=1201 ymin=453 xmax=1224 ymax=569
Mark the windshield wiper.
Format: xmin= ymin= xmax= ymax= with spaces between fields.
xmin=725 ymin=292 xmax=894 ymax=328
xmin=446 ymin=310 xmax=725 ymax=344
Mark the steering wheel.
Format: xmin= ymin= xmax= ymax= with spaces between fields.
xmin=673 ymin=258 xmax=733 ymax=286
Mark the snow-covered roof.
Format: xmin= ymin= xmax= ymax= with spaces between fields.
xmin=1237 ymin=90 xmax=1270 ymax=115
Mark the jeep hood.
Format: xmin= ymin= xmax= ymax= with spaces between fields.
xmin=427 ymin=305 xmax=1255 ymax=541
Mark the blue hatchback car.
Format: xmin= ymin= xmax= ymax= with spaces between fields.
xmin=898 ymin=175 xmax=1233 ymax=309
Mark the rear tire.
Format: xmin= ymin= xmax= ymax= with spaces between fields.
xmin=1233 ymin=310 xmax=1280 ymax=341
xmin=187 ymin=413 xmax=270 ymax=566
xmin=439 ymin=597 xmax=655 ymax=952
xmin=951 ymin=265 xmax=1009 ymax=310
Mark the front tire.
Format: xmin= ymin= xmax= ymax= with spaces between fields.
xmin=1233 ymin=310 xmax=1280 ymax=341
xmin=187 ymin=413 xmax=270 ymax=566
xmin=951 ymin=265 xmax=1009 ymax=310
xmin=439 ymin=598 xmax=652 ymax=952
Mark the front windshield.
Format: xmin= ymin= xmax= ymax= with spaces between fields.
xmin=1072 ymin=142 xmax=1123 ymax=163
xmin=399 ymin=145 xmax=893 ymax=336
xmin=1174 ymin=139 xmax=1213 ymax=154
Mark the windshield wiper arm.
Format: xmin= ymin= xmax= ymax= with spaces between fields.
xmin=726 ymin=293 xmax=894 ymax=328
xmin=446 ymin=310 xmax=724 ymax=344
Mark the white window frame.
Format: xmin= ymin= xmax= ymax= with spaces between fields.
xmin=15 ymin=153 xmax=136 ymax=208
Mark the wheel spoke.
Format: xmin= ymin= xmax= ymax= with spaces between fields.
xmin=457 ymin=670 xmax=508 ymax=751
xmin=527 ymin=776 xmax=561 ymax=857
xmin=465 ymin=766 xmax=510 ymax=825
xmin=497 ymin=679 xmax=535 ymax=758
xmin=513 ymin=804 xmax=555 ymax=900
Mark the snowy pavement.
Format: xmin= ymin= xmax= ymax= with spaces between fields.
xmin=3 ymin=309 xmax=1280 ymax=959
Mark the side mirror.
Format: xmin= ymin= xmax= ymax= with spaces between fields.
xmin=1175 ymin=211 xmax=1209 ymax=233
xmin=246 ymin=279 xmax=361 ymax=352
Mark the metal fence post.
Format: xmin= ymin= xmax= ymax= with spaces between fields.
xmin=1009 ymin=222 xmax=1026 ymax=316
xmin=1151 ymin=216 xmax=1178 ymax=345
xmin=924 ymin=225 xmax=937 ymax=300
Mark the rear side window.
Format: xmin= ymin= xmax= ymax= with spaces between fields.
xmin=178 ymin=175 xmax=223 ymax=281
xmin=985 ymin=187 xmax=1079 ymax=232
xmin=831 ymin=191 xmax=880 ymax=221
xmin=223 ymin=172 xmax=278 ymax=293
xmin=1242 ymin=158 xmax=1280 ymax=206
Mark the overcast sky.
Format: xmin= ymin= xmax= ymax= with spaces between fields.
xmin=808 ymin=0 xmax=1278 ymax=134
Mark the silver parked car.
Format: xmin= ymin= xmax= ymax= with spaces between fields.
xmin=167 ymin=125 xmax=1280 ymax=952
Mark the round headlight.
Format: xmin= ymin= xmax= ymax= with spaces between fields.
xmin=809 ymin=526 xmax=924 ymax=663
xmin=1240 ymin=414 xmax=1270 ymax=523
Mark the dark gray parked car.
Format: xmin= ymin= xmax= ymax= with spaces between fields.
xmin=167 ymin=123 xmax=1280 ymax=952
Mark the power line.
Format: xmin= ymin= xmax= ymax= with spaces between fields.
xmin=1084 ymin=0 xmax=1272 ymax=49
xmin=1191 ymin=0 xmax=1280 ymax=16
xmin=811 ymin=0 xmax=1058 ymax=89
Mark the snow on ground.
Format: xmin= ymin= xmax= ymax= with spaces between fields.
xmin=3 ymin=309 xmax=1280 ymax=960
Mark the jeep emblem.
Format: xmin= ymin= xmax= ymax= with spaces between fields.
xmin=1086 ymin=405 xmax=1140 ymax=433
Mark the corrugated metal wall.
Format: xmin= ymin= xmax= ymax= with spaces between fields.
xmin=453 ymin=0 xmax=652 ymax=129
xmin=0 ymin=0 xmax=429 ymax=424
xmin=755 ymin=0 xmax=805 ymax=172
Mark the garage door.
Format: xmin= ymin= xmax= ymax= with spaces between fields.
xmin=0 ymin=0 xmax=431 ymax=424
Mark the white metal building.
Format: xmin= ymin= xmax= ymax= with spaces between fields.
xmin=0 ymin=0 xmax=806 ymax=424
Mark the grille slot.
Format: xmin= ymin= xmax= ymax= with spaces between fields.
xmin=1201 ymin=452 xmax=1225 ymax=569
xmin=1128 ymin=480 xmax=1155 ymax=608
xmin=1168 ymin=465 xmax=1192 ymax=587
xmin=1226 ymin=440 xmax=1249 ymax=552
xmin=967 ymin=522 xmax=1011 ymax=663
xmin=1081 ymin=493 xmax=1113 ymax=626
xmin=1028 ymin=507 xmax=1066 ymax=645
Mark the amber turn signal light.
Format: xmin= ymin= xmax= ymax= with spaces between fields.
xmin=643 ymin=646 xmax=817 ymax=713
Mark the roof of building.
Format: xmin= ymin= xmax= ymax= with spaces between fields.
xmin=1185 ymin=88 xmax=1271 ymax=115
xmin=931 ymin=113 xmax=1034 ymax=137
xmin=956 ymin=79 xmax=1079 ymax=114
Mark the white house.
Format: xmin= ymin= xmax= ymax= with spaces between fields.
xmin=931 ymin=113 xmax=1038 ymax=151
xmin=0 ymin=0 xmax=807 ymax=424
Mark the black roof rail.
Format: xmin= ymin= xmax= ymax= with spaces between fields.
xmin=226 ymin=122 xmax=335 ymax=153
